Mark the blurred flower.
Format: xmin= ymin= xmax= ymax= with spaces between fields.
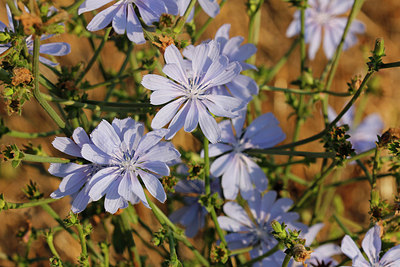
xmin=50 ymin=127 xmax=99 ymax=213
xmin=217 ymin=190 xmax=305 ymax=266
xmin=286 ymin=0 xmax=365 ymax=59
xmin=50 ymin=118 xmax=180 ymax=214
xmin=78 ymin=0 xmax=178 ymax=44
xmin=183 ymin=24 xmax=258 ymax=103
xmin=0 ymin=4 xmax=70 ymax=66
xmin=328 ymin=105 xmax=383 ymax=154
xmin=291 ymin=223 xmax=341 ymax=267
xmin=341 ymin=224 xmax=400 ymax=266
xmin=177 ymin=0 xmax=219 ymax=19
xmin=208 ymin=111 xmax=285 ymax=200
xmin=169 ymin=178 xmax=220 ymax=237
xmin=141 ymin=42 xmax=243 ymax=143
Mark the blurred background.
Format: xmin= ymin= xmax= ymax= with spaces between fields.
xmin=0 ymin=0 xmax=399 ymax=265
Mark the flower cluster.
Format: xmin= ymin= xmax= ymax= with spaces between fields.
xmin=50 ymin=118 xmax=180 ymax=213
xmin=0 ymin=4 xmax=70 ymax=66
xmin=286 ymin=0 xmax=365 ymax=59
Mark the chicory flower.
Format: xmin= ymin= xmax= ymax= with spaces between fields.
xmin=141 ymin=42 xmax=243 ymax=143
xmin=286 ymin=0 xmax=365 ymax=59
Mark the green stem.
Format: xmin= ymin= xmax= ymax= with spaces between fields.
xmin=333 ymin=214 xmax=354 ymax=237
xmin=247 ymin=149 xmax=336 ymax=158
xmin=76 ymin=223 xmax=89 ymax=266
xmin=45 ymin=232 xmax=61 ymax=260
xmin=76 ymin=28 xmax=112 ymax=85
xmin=40 ymin=204 xmax=103 ymax=261
xmin=239 ymin=244 xmax=280 ymax=267
xmin=120 ymin=210 xmax=142 ymax=267
xmin=41 ymin=93 xmax=154 ymax=112
xmin=82 ymin=75 xmax=131 ymax=91
xmin=261 ymin=85 xmax=352 ymax=96
xmin=324 ymin=0 xmax=364 ymax=92
xmin=32 ymin=37 xmax=72 ymax=136
xmin=371 ymin=146 xmax=380 ymax=188
xmin=193 ymin=0 xmax=227 ymax=42
xmin=167 ymin=228 xmax=179 ymax=265
xmin=6 ymin=129 xmax=62 ymax=138
xmin=144 ymin=193 xmax=209 ymax=266
xmin=291 ymin=163 xmax=336 ymax=211
xmin=174 ymin=0 xmax=197 ymax=34
xmin=4 ymin=198 xmax=58 ymax=210
xmin=325 ymin=173 xmax=390 ymax=188
xmin=380 ymin=61 xmax=400 ymax=69
xmin=281 ymin=254 xmax=291 ymax=267
xmin=203 ymin=138 xmax=228 ymax=247
xmin=22 ymin=153 xmax=70 ymax=164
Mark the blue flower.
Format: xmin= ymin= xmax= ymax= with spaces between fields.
xmin=169 ymin=177 xmax=220 ymax=237
xmin=328 ymin=105 xmax=383 ymax=154
xmin=341 ymin=224 xmax=400 ymax=266
xmin=183 ymin=24 xmax=258 ymax=103
xmin=50 ymin=118 xmax=180 ymax=214
xmin=0 ymin=4 xmax=70 ymax=66
xmin=208 ymin=111 xmax=285 ymax=200
xmin=217 ymin=190 xmax=306 ymax=266
xmin=286 ymin=0 xmax=365 ymax=59
xmin=141 ymin=42 xmax=243 ymax=143
xmin=50 ymin=127 xmax=100 ymax=213
xmin=78 ymin=0 xmax=178 ymax=44
xmin=177 ymin=0 xmax=220 ymax=19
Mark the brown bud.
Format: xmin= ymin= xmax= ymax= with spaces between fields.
xmin=12 ymin=67 xmax=33 ymax=86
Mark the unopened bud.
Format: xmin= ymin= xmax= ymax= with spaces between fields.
xmin=0 ymin=32 xmax=10 ymax=42
xmin=373 ymin=38 xmax=385 ymax=58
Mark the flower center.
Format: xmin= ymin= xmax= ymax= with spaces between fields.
xmin=120 ymin=150 xmax=137 ymax=172
xmin=313 ymin=12 xmax=332 ymax=25
xmin=185 ymin=71 xmax=210 ymax=99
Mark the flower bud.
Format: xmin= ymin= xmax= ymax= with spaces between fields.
xmin=373 ymin=38 xmax=385 ymax=58
xmin=0 ymin=32 xmax=10 ymax=43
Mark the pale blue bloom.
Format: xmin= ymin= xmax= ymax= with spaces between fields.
xmin=169 ymin=177 xmax=220 ymax=237
xmin=79 ymin=118 xmax=180 ymax=213
xmin=0 ymin=4 xmax=70 ymax=67
xmin=208 ymin=111 xmax=285 ymax=200
xmin=328 ymin=105 xmax=383 ymax=154
xmin=217 ymin=190 xmax=306 ymax=267
xmin=177 ymin=0 xmax=219 ymax=19
xmin=341 ymin=224 xmax=400 ymax=266
xmin=78 ymin=0 xmax=178 ymax=44
xmin=291 ymin=223 xmax=341 ymax=267
xmin=50 ymin=127 xmax=99 ymax=213
xmin=50 ymin=118 xmax=180 ymax=214
xmin=286 ymin=0 xmax=365 ymax=59
xmin=183 ymin=24 xmax=258 ymax=103
xmin=141 ymin=42 xmax=243 ymax=143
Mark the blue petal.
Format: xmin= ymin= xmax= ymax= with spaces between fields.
xmin=126 ymin=4 xmax=145 ymax=44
